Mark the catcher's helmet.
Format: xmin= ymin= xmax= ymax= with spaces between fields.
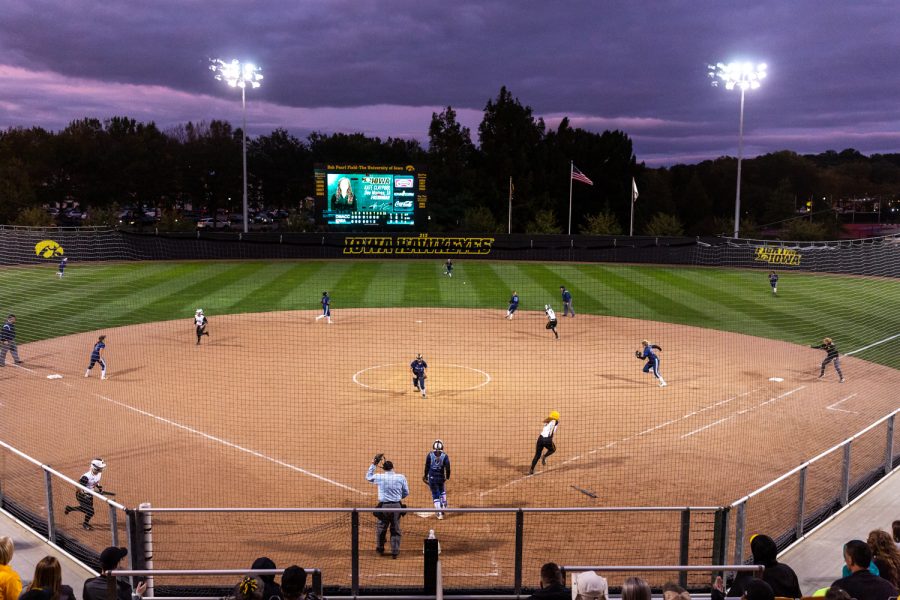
xmin=416 ymin=353 xmax=423 ymax=360
xmin=91 ymin=458 xmax=107 ymax=470
xmin=549 ymin=410 xmax=560 ymax=421
xmin=433 ymin=439 xmax=444 ymax=451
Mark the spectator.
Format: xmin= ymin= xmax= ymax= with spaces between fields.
xmin=750 ymin=534 xmax=803 ymax=598
xmin=572 ymin=571 xmax=607 ymax=600
xmin=281 ymin=566 xmax=318 ymax=600
xmin=0 ymin=537 xmax=22 ymax=600
xmin=233 ymin=577 xmax=263 ymax=600
xmin=21 ymin=557 xmax=75 ymax=600
xmin=621 ymin=577 xmax=651 ymax=600
xmin=83 ymin=547 xmax=147 ymax=600
xmin=823 ymin=588 xmax=853 ymax=600
xmin=528 ymin=562 xmax=569 ymax=600
xmin=743 ymin=579 xmax=775 ymax=600
xmin=831 ymin=539 xmax=898 ymax=600
xmin=867 ymin=530 xmax=900 ymax=588
xmin=662 ymin=582 xmax=690 ymax=600
xmin=19 ymin=591 xmax=50 ymax=600
xmin=250 ymin=558 xmax=282 ymax=600
xmin=892 ymin=520 xmax=900 ymax=549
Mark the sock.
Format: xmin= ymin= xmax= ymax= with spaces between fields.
xmin=440 ymin=493 xmax=447 ymax=508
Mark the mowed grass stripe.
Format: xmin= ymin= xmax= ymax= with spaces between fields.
xmin=453 ymin=262 xmax=505 ymax=308
xmin=362 ymin=262 xmax=408 ymax=308
xmin=274 ymin=261 xmax=350 ymax=310
xmin=402 ymin=261 xmax=442 ymax=306
xmin=485 ymin=263 xmax=556 ymax=313
xmin=540 ymin=264 xmax=610 ymax=313
xmin=238 ymin=261 xmax=327 ymax=312
xmin=332 ymin=262 xmax=382 ymax=309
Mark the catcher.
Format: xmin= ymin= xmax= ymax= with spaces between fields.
xmin=423 ymin=440 xmax=451 ymax=519
xmin=64 ymin=458 xmax=114 ymax=530
xmin=529 ymin=411 xmax=559 ymax=475
xmin=636 ymin=340 xmax=667 ymax=387
xmin=411 ymin=354 xmax=428 ymax=398
xmin=366 ymin=453 xmax=409 ymax=558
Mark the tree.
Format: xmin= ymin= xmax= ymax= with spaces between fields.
xmin=526 ymin=209 xmax=562 ymax=234
xmin=462 ymin=206 xmax=501 ymax=233
xmin=644 ymin=213 xmax=685 ymax=236
xmin=13 ymin=207 xmax=53 ymax=226
xmin=783 ymin=219 xmax=828 ymax=240
xmin=581 ymin=210 xmax=623 ymax=235
xmin=0 ymin=158 xmax=36 ymax=222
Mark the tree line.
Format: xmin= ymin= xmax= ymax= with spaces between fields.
xmin=1 ymin=86 xmax=898 ymax=238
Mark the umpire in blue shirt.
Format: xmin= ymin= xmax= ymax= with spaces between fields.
xmin=1 ymin=314 xmax=21 ymax=366
xmin=366 ymin=453 xmax=409 ymax=558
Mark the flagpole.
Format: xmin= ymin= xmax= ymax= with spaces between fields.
xmin=568 ymin=160 xmax=573 ymax=235
xmin=629 ymin=177 xmax=635 ymax=236
xmin=508 ymin=176 xmax=512 ymax=235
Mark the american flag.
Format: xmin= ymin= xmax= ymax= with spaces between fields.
xmin=571 ymin=164 xmax=593 ymax=186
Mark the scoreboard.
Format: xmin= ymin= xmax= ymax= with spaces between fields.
xmin=315 ymin=164 xmax=427 ymax=229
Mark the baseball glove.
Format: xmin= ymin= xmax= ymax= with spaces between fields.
xmin=634 ymin=350 xmax=642 ymax=359
xmin=422 ymin=476 xmax=429 ymax=484
xmin=373 ymin=453 xmax=385 ymax=465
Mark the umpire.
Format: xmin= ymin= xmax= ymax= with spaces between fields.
xmin=366 ymin=454 xmax=409 ymax=559
xmin=0 ymin=314 xmax=21 ymax=366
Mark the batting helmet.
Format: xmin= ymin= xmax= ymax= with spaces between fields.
xmin=196 ymin=308 xmax=203 ymax=315
xmin=416 ymin=353 xmax=423 ymax=360
xmin=549 ymin=410 xmax=560 ymax=421
xmin=91 ymin=458 xmax=107 ymax=470
xmin=433 ymin=439 xmax=444 ymax=451
xmin=544 ymin=304 xmax=550 ymax=310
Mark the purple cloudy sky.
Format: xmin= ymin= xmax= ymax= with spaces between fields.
xmin=1 ymin=1 xmax=898 ymax=166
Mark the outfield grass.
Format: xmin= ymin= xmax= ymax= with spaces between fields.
xmin=2 ymin=260 xmax=898 ymax=368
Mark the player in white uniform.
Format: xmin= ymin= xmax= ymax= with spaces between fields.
xmin=530 ymin=411 xmax=559 ymax=474
xmin=544 ymin=305 xmax=559 ymax=339
xmin=64 ymin=458 xmax=106 ymax=530
xmin=194 ymin=309 xmax=209 ymax=345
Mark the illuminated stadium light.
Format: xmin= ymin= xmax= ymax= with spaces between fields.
xmin=209 ymin=58 xmax=263 ymax=234
xmin=708 ymin=61 xmax=767 ymax=239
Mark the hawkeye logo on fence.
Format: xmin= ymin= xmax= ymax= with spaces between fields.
xmin=35 ymin=240 xmax=65 ymax=259
xmin=754 ymin=247 xmax=801 ymax=266
xmin=343 ymin=234 xmax=494 ymax=255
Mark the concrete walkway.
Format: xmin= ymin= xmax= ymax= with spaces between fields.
xmin=780 ymin=467 xmax=900 ymax=595
xmin=1 ymin=508 xmax=96 ymax=597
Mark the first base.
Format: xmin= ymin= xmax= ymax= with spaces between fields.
xmin=768 ymin=377 xmax=784 ymax=382
xmin=47 ymin=374 xmax=63 ymax=379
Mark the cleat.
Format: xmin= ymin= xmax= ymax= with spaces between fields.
xmin=82 ymin=522 xmax=93 ymax=531
xmin=659 ymin=381 xmax=667 ymax=387
xmin=65 ymin=506 xmax=72 ymax=515
xmin=437 ymin=513 xmax=444 ymax=520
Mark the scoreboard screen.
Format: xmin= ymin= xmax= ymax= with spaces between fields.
xmin=315 ymin=164 xmax=427 ymax=229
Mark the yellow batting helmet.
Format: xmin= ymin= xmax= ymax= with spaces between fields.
xmin=549 ymin=410 xmax=560 ymax=421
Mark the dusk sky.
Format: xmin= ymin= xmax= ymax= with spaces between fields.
xmin=1 ymin=1 xmax=899 ymax=166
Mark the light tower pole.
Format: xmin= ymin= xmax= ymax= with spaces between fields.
xmin=708 ymin=61 xmax=767 ymax=239
xmin=210 ymin=58 xmax=263 ymax=234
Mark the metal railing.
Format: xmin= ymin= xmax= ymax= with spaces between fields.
xmin=730 ymin=410 xmax=897 ymax=564
xmin=562 ymin=565 xmax=764 ymax=589
xmin=108 ymin=568 xmax=323 ymax=599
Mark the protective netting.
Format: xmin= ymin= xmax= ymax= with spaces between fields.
xmin=1 ymin=227 xmax=898 ymax=591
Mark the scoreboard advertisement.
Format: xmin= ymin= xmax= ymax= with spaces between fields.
xmin=315 ymin=164 xmax=427 ymax=229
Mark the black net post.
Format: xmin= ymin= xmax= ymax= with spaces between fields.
xmin=351 ymin=509 xmax=359 ymax=596
xmin=424 ymin=531 xmax=439 ymax=594
xmin=678 ymin=509 xmax=691 ymax=588
xmin=712 ymin=507 xmax=730 ymax=586
xmin=514 ymin=509 xmax=524 ymax=595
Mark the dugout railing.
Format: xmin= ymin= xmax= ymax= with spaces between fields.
xmin=728 ymin=409 xmax=898 ymax=564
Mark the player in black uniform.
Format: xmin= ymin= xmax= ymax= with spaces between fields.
xmin=812 ymin=337 xmax=844 ymax=382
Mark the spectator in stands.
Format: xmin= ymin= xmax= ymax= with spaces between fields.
xmin=749 ymin=534 xmax=803 ymax=598
xmin=867 ymin=530 xmax=900 ymax=588
xmin=250 ymin=557 xmax=283 ymax=600
xmin=743 ymin=579 xmax=775 ymax=600
xmin=22 ymin=557 xmax=75 ymax=600
xmin=892 ymin=520 xmax=900 ymax=549
xmin=528 ymin=562 xmax=569 ymax=600
xmin=19 ymin=590 xmax=50 ymax=600
xmin=280 ymin=566 xmax=319 ymax=600
xmin=83 ymin=546 xmax=147 ymax=600
xmin=233 ymin=577 xmax=263 ymax=600
xmin=572 ymin=571 xmax=608 ymax=600
xmin=621 ymin=577 xmax=652 ymax=600
xmin=831 ymin=539 xmax=898 ymax=600
xmin=0 ymin=536 xmax=22 ymax=600
xmin=824 ymin=587 xmax=853 ymax=600
xmin=662 ymin=582 xmax=691 ymax=600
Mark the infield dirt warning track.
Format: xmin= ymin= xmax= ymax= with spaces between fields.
xmin=2 ymin=308 xmax=898 ymax=585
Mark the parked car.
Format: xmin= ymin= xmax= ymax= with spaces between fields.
xmin=196 ymin=217 xmax=229 ymax=229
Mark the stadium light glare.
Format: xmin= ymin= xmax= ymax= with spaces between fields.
xmin=210 ymin=58 xmax=263 ymax=233
xmin=708 ymin=60 xmax=767 ymax=239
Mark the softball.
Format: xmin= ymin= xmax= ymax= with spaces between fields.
xmin=463 ymin=281 xmax=467 ymax=284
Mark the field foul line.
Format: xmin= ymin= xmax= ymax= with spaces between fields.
xmin=846 ymin=333 xmax=900 ymax=356
xmin=478 ymin=385 xmax=766 ymax=497
xmin=680 ymin=386 xmax=805 ymax=439
xmin=827 ymin=393 xmax=859 ymax=414
xmin=14 ymin=366 xmax=365 ymax=495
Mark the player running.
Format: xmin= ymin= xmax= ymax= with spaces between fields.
xmin=636 ymin=339 xmax=666 ymax=387
xmin=443 ymin=259 xmax=453 ymax=278
xmin=64 ymin=458 xmax=106 ymax=530
xmin=506 ymin=291 xmax=519 ymax=320
xmin=423 ymin=440 xmax=451 ymax=519
xmin=529 ymin=411 xmax=559 ymax=475
xmin=769 ymin=271 xmax=778 ymax=295
xmin=411 ymin=354 xmax=428 ymax=398
xmin=194 ymin=309 xmax=209 ymax=344
xmin=812 ymin=337 xmax=844 ymax=383
xmin=544 ymin=305 xmax=559 ymax=339
xmin=316 ymin=291 xmax=332 ymax=323
xmin=84 ymin=335 xmax=107 ymax=380
xmin=57 ymin=257 xmax=68 ymax=278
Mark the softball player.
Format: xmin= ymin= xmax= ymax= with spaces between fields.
xmin=443 ymin=259 xmax=453 ymax=277
xmin=812 ymin=337 xmax=844 ymax=382
xmin=423 ymin=440 xmax=451 ymax=519
xmin=560 ymin=286 xmax=574 ymax=317
xmin=316 ymin=291 xmax=332 ymax=323
xmin=637 ymin=339 xmax=666 ymax=387
xmin=544 ymin=305 xmax=559 ymax=339
xmin=64 ymin=458 xmax=106 ymax=530
xmin=530 ymin=411 xmax=559 ymax=474
xmin=505 ymin=292 xmax=520 ymax=320
xmin=57 ymin=257 xmax=68 ymax=278
xmin=84 ymin=335 xmax=107 ymax=380
xmin=411 ymin=354 xmax=428 ymax=398
xmin=194 ymin=309 xmax=209 ymax=344
xmin=769 ymin=271 xmax=778 ymax=295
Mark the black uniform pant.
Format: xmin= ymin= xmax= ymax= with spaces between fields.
xmin=820 ymin=356 xmax=843 ymax=378
xmin=375 ymin=501 xmax=402 ymax=556
xmin=531 ymin=436 xmax=556 ymax=470
xmin=69 ymin=492 xmax=95 ymax=523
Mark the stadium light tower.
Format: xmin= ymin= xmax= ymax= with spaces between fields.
xmin=708 ymin=61 xmax=767 ymax=239
xmin=210 ymin=58 xmax=263 ymax=234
